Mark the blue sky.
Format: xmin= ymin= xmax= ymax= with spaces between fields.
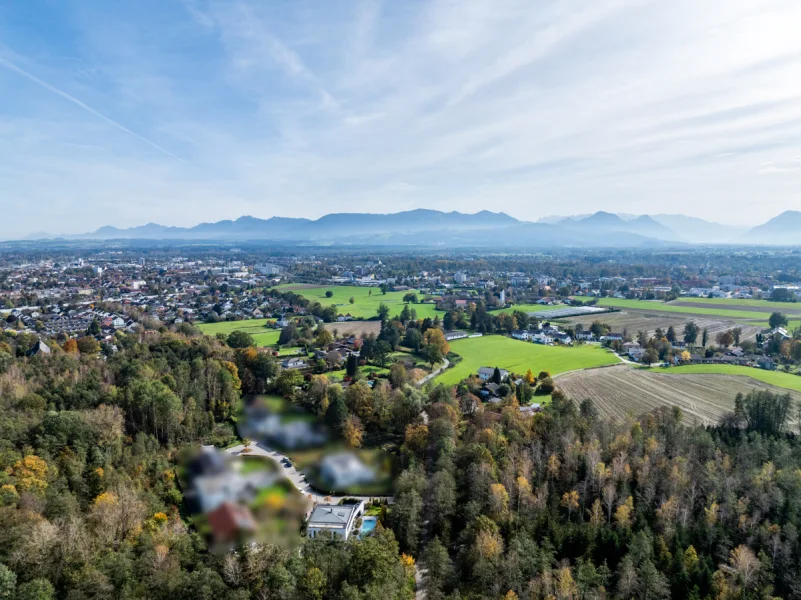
xmin=2 ymin=0 xmax=801 ymax=238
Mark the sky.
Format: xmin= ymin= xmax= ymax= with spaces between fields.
xmin=2 ymin=0 xmax=801 ymax=238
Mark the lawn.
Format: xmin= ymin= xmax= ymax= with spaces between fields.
xmin=651 ymin=364 xmax=801 ymax=393
xmin=275 ymin=284 xmax=443 ymax=320
xmin=198 ymin=319 xmax=281 ymax=347
xmin=326 ymin=364 xmax=392 ymax=382
xmin=436 ymin=335 xmax=621 ymax=386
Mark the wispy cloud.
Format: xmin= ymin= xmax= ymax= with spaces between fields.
xmin=2 ymin=0 xmax=801 ymax=238
xmin=0 ymin=56 xmax=184 ymax=162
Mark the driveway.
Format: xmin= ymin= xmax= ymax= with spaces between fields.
xmin=226 ymin=441 xmax=389 ymax=506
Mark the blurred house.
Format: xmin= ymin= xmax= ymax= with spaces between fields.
xmin=319 ymin=452 xmax=375 ymax=489
xmin=207 ymin=502 xmax=257 ymax=545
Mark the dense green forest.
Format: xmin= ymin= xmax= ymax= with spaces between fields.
xmin=2 ymin=327 xmax=801 ymax=599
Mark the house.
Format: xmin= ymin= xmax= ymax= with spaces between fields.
xmin=319 ymin=452 xmax=375 ymax=490
xmin=758 ymin=357 xmax=776 ymax=371
xmin=519 ymin=404 xmax=541 ymax=415
xmin=281 ymin=357 xmax=307 ymax=369
xmin=531 ymin=332 xmax=554 ymax=345
xmin=484 ymin=382 xmax=502 ymax=398
xmin=207 ymin=502 xmax=257 ymax=545
xmin=478 ymin=366 xmax=509 ymax=382
xmin=27 ymin=339 xmax=51 ymax=357
xmin=627 ymin=346 xmax=646 ymax=361
xmin=576 ymin=331 xmax=595 ymax=342
xmin=307 ymin=502 xmax=365 ymax=540
xmin=553 ymin=332 xmax=573 ymax=345
xmin=769 ymin=327 xmax=791 ymax=340
xmin=600 ymin=333 xmax=624 ymax=342
xmin=444 ymin=330 xmax=468 ymax=341
xmin=511 ymin=330 xmax=530 ymax=341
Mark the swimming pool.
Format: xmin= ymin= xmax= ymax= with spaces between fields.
xmin=360 ymin=516 xmax=378 ymax=536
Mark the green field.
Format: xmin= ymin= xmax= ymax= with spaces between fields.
xmin=652 ymin=364 xmax=801 ymax=393
xmin=676 ymin=297 xmax=801 ymax=312
xmin=436 ymin=335 xmax=621 ymax=385
xmin=197 ymin=318 xmax=274 ymax=334
xmin=197 ymin=319 xmax=281 ymax=347
xmin=276 ymin=284 xmax=443 ymax=320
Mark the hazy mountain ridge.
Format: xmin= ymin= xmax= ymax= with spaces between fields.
xmin=20 ymin=209 xmax=799 ymax=247
xmin=745 ymin=211 xmax=801 ymax=245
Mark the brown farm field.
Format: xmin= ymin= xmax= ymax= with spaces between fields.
xmin=556 ymin=365 xmax=801 ymax=425
xmin=323 ymin=320 xmax=382 ymax=338
xmin=559 ymin=309 xmax=761 ymax=345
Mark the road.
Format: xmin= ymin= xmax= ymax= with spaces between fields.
xmin=417 ymin=358 xmax=449 ymax=386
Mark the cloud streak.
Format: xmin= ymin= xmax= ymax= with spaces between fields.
xmin=0 ymin=56 xmax=184 ymax=162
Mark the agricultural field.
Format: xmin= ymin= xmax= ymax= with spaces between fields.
xmin=560 ymin=308 xmax=762 ymax=345
xmin=594 ymin=297 xmax=773 ymax=321
xmin=197 ymin=319 xmax=281 ymax=347
xmin=650 ymin=364 xmax=801 ymax=392
xmin=675 ymin=297 xmax=801 ymax=313
xmin=323 ymin=320 xmax=382 ymax=338
xmin=592 ymin=297 xmax=801 ymax=332
xmin=556 ymin=365 xmax=801 ymax=425
xmin=276 ymin=284 xmax=443 ymax=320
xmin=436 ymin=335 xmax=621 ymax=386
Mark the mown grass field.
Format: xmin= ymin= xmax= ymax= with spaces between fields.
xmin=276 ymin=284 xmax=443 ymax=320
xmin=197 ymin=319 xmax=281 ymax=347
xmin=197 ymin=318 xmax=274 ymax=335
xmin=651 ymin=364 xmax=801 ymax=393
xmin=436 ymin=335 xmax=621 ymax=385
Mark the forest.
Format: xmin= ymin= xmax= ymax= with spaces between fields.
xmin=2 ymin=325 xmax=801 ymax=599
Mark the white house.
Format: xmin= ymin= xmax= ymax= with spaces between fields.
xmin=531 ymin=332 xmax=554 ymax=345
xmin=478 ymin=366 xmax=509 ymax=382
xmin=281 ymin=357 xmax=307 ymax=369
xmin=307 ymin=501 xmax=365 ymax=540
xmin=444 ymin=330 xmax=468 ymax=341
xmin=511 ymin=330 xmax=531 ymax=341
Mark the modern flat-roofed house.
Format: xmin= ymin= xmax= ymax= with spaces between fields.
xmin=307 ymin=501 xmax=365 ymax=540
xmin=478 ymin=366 xmax=509 ymax=382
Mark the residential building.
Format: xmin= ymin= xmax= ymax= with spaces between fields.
xmin=478 ymin=366 xmax=509 ymax=382
xmin=307 ymin=502 xmax=365 ymax=540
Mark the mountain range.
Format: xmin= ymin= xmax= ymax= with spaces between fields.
xmin=20 ymin=209 xmax=801 ymax=247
